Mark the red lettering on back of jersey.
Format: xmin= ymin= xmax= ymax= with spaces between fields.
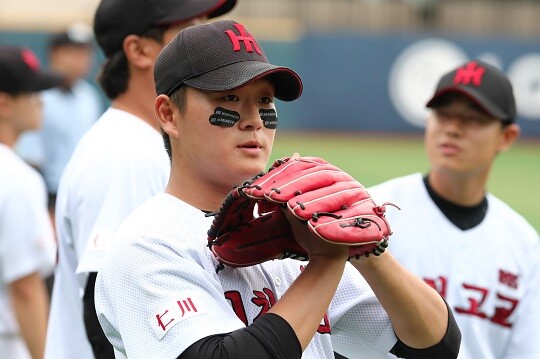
xmin=252 ymin=288 xmax=277 ymax=321
xmin=455 ymin=283 xmax=489 ymax=319
xmin=423 ymin=274 xmax=521 ymax=329
xmin=490 ymin=293 xmax=518 ymax=328
xmin=499 ymin=269 xmax=519 ymax=289
xmin=317 ymin=314 xmax=331 ymax=334
xmin=225 ymin=290 xmax=248 ymax=326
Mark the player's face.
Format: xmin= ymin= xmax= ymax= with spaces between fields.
xmin=175 ymin=78 xmax=277 ymax=191
xmin=11 ymin=93 xmax=43 ymax=133
xmin=424 ymin=96 xmax=515 ymax=177
xmin=50 ymin=45 xmax=94 ymax=84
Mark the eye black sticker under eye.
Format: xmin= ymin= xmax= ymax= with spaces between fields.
xmin=209 ymin=107 xmax=240 ymax=127
xmin=259 ymin=109 xmax=278 ymax=129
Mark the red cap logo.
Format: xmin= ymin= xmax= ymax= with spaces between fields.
xmin=453 ymin=61 xmax=485 ymax=87
xmin=21 ymin=48 xmax=41 ymax=71
xmin=225 ymin=24 xmax=262 ymax=55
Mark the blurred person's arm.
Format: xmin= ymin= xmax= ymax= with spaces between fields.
xmin=9 ymin=272 xmax=50 ymax=359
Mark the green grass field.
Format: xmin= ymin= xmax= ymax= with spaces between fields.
xmin=270 ymin=132 xmax=540 ymax=233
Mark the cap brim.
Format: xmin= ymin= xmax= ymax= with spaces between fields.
xmin=183 ymin=61 xmax=303 ymax=101
xmin=208 ymin=0 xmax=237 ymax=18
xmin=157 ymin=0 xmax=237 ymax=25
xmin=27 ymin=72 xmax=64 ymax=92
xmin=426 ymin=86 xmax=507 ymax=120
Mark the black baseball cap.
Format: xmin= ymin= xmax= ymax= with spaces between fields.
xmin=426 ymin=59 xmax=516 ymax=123
xmin=49 ymin=22 xmax=94 ymax=49
xmin=154 ymin=20 xmax=303 ymax=101
xmin=93 ymin=0 xmax=237 ymax=57
xmin=0 ymin=46 xmax=63 ymax=94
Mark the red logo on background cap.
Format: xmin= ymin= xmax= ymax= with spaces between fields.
xmin=225 ymin=24 xmax=262 ymax=55
xmin=21 ymin=49 xmax=41 ymax=71
xmin=453 ymin=61 xmax=485 ymax=87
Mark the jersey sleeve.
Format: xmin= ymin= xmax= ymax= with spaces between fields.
xmin=0 ymin=185 xmax=55 ymax=283
xmin=75 ymin=150 xmax=169 ymax=275
xmin=503 ymin=251 xmax=540 ymax=358
xmin=95 ymin=229 xmax=245 ymax=359
xmin=328 ymin=263 xmax=397 ymax=357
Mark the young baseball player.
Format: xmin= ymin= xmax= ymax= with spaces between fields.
xmin=94 ymin=20 xmax=461 ymax=359
xmin=0 ymin=45 xmax=60 ymax=359
xmin=44 ymin=1 xmax=237 ymax=358
xmin=369 ymin=60 xmax=540 ymax=358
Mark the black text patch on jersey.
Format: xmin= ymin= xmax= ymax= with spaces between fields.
xmin=259 ymin=109 xmax=278 ymax=129
xmin=209 ymin=107 xmax=240 ymax=127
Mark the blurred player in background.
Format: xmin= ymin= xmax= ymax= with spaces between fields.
xmin=0 ymin=45 xmax=60 ymax=359
xmin=44 ymin=1 xmax=237 ymax=358
xmin=16 ymin=22 xmax=103 ymax=226
xmin=369 ymin=60 xmax=540 ymax=358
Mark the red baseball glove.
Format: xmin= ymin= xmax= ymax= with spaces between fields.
xmin=207 ymin=157 xmax=396 ymax=268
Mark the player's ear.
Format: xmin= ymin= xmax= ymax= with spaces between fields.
xmin=122 ymin=34 xmax=153 ymax=70
xmin=155 ymin=94 xmax=180 ymax=139
xmin=498 ymin=123 xmax=520 ymax=153
xmin=0 ymin=92 xmax=14 ymax=119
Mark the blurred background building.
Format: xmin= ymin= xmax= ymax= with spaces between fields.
xmin=2 ymin=0 xmax=540 ymax=37
xmin=1 ymin=0 xmax=539 ymax=137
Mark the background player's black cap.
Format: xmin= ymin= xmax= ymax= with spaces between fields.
xmin=154 ymin=20 xmax=303 ymax=101
xmin=93 ymin=0 xmax=237 ymax=57
xmin=426 ymin=59 xmax=516 ymax=123
xmin=49 ymin=22 xmax=94 ymax=49
xmin=0 ymin=46 xmax=63 ymax=94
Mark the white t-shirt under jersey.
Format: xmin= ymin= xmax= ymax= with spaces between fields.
xmin=95 ymin=193 xmax=398 ymax=359
xmin=0 ymin=144 xmax=56 ymax=359
xmin=44 ymin=108 xmax=170 ymax=359
xmin=368 ymin=173 xmax=540 ymax=359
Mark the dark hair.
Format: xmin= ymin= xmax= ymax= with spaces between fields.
xmin=162 ymin=86 xmax=188 ymax=161
xmin=97 ymin=25 xmax=168 ymax=100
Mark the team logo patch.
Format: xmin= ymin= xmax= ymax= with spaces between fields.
xmin=149 ymin=296 xmax=208 ymax=340
xmin=77 ymin=229 xmax=113 ymax=274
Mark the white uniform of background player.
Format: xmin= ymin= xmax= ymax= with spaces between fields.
xmin=0 ymin=45 xmax=60 ymax=359
xmin=44 ymin=1 xmax=238 ymax=357
xmin=370 ymin=175 xmax=540 ymax=359
xmin=369 ymin=60 xmax=540 ymax=359
xmin=45 ymin=109 xmax=170 ymax=358
xmin=96 ymin=194 xmax=398 ymax=359
xmin=0 ymin=144 xmax=56 ymax=359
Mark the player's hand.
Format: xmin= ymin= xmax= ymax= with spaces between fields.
xmin=207 ymin=156 xmax=395 ymax=268
xmin=284 ymin=209 xmax=349 ymax=261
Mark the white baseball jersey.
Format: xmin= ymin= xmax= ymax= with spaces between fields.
xmin=95 ymin=193 xmax=398 ymax=359
xmin=0 ymin=144 xmax=56 ymax=359
xmin=45 ymin=108 xmax=170 ymax=359
xmin=368 ymin=173 xmax=540 ymax=359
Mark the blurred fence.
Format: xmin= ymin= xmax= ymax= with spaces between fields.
xmin=1 ymin=0 xmax=540 ymax=137
xmin=2 ymin=0 xmax=540 ymax=38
